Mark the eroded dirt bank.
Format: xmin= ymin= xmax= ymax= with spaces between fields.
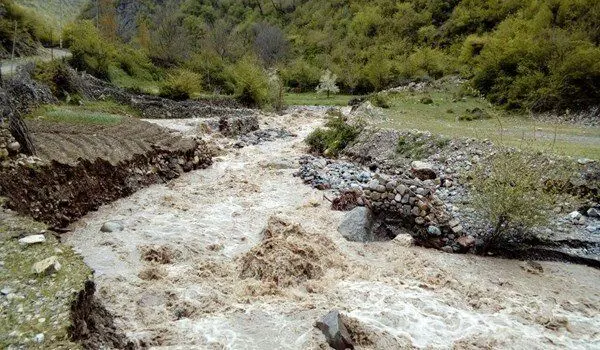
xmin=65 ymin=109 xmax=600 ymax=349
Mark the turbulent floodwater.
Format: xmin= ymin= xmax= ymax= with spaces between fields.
xmin=66 ymin=109 xmax=600 ymax=349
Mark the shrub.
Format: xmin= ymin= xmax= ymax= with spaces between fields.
xmin=159 ymin=69 xmax=202 ymax=101
xmin=315 ymin=70 xmax=341 ymax=98
xmin=229 ymin=57 xmax=271 ymax=108
xmin=185 ymin=52 xmax=230 ymax=94
xmin=368 ymin=93 xmax=390 ymax=108
xmin=305 ymin=114 xmax=363 ymax=157
xmin=469 ymin=151 xmax=558 ymax=253
xmin=63 ymin=20 xmax=115 ymax=78
xmin=281 ymin=58 xmax=321 ymax=92
xmin=33 ymin=61 xmax=73 ymax=98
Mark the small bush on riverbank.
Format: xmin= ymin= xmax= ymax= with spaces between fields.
xmin=159 ymin=69 xmax=202 ymax=100
xmin=306 ymin=113 xmax=363 ymax=157
xmin=470 ymin=151 xmax=558 ymax=253
xmin=229 ymin=57 xmax=271 ymax=108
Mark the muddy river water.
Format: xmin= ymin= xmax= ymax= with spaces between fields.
xmin=66 ymin=109 xmax=600 ymax=349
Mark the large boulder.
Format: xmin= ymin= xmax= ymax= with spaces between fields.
xmin=338 ymin=207 xmax=374 ymax=242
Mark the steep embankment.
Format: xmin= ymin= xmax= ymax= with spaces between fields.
xmin=0 ymin=69 xmax=214 ymax=229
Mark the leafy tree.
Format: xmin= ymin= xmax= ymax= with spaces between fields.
xmin=315 ymin=70 xmax=339 ymax=98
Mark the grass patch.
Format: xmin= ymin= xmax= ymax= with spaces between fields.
xmin=382 ymin=88 xmax=600 ymax=159
xmin=396 ymin=132 xmax=450 ymax=159
xmin=109 ymin=72 xmax=161 ymax=95
xmin=28 ymin=101 xmax=141 ymax=125
xmin=285 ymin=92 xmax=352 ymax=106
xmin=0 ymin=216 xmax=91 ymax=348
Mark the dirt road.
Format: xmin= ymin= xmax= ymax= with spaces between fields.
xmin=65 ymin=109 xmax=600 ymax=349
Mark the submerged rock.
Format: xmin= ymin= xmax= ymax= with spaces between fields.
xmin=316 ymin=310 xmax=355 ymax=350
xmin=100 ymin=221 xmax=124 ymax=233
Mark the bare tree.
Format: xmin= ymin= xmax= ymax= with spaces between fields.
xmin=253 ymin=22 xmax=288 ymax=66
xmin=149 ymin=2 xmax=191 ymax=65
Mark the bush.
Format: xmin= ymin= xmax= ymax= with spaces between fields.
xmin=63 ymin=20 xmax=115 ymax=79
xmin=159 ymin=69 xmax=202 ymax=101
xmin=468 ymin=4 xmax=600 ymax=111
xmin=281 ymin=59 xmax=321 ymax=92
xmin=305 ymin=114 xmax=363 ymax=157
xmin=368 ymin=93 xmax=390 ymax=108
xmin=63 ymin=20 xmax=158 ymax=86
xmin=185 ymin=52 xmax=230 ymax=94
xmin=33 ymin=61 xmax=73 ymax=98
xmin=469 ymin=151 xmax=558 ymax=253
xmin=229 ymin=57 xmax=271 ymax=108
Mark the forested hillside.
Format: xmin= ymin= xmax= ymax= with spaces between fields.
xmin=66 ymin=0 xmax=600 ymax=111
xmin=17 ymin=0 xmax=88 ymax=30
xmin=0 ymin=0 xmax=53 ymax=58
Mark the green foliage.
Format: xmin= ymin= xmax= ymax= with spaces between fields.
xmin=368 ymin=93 xmax=390 ymax=108
xmin=32 ymin=61 xmax=73 ymax=98
xmin=32 ymin=0 xmax=600 ymax=111
xmin=63 ymin=20 xmax=114 ymax=78
xmin=459 ymin=107 xmax=491 ymax=121
xmin=305 ymin=114 xmax=363 ymax=157
xmin=281 ymin=59 xmax=321 ymax=92
xmin=159 ymin=69 xmax=202 ymax=101
xmin=185 ymin=51 xmax=231 ymax=94
xmin=0 ymin=0 xmax=54 ymax=58
xmin=63 ymin=20 xmax=161 ymax=90
xmin=470 ymin=151 xmax=559 ymax=253
xmin=467 ymin=1 xmax=600 ymax=111
xmin=229 ymin=57 xmax=271 ymax=108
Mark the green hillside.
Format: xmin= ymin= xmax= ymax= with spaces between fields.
xmin=16 ymin=0 xmax=88 ymax=30
xmin=59 ymin=0 xmax=600 ymax=112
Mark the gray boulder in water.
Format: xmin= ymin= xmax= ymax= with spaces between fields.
xmin=338 ymin=207 xmax=374 ymax=242
xmin=316 ymin=310 xmax=354 ymax=350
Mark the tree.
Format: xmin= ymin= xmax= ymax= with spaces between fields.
xmin=254 ymin=22 xmax=288 ymax=66
xmin=98 ymin=0 xmax=117 ymax=42
xmin=149 ymin=2 xmax=191 ymax=65
xmin=469 ymin=151 xmax=564 ymax=254
xmin=315 ymin=70 xmax=339 ymax=98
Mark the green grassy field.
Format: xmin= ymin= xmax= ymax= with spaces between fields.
xmin=379 ymin=90 xmax=600 ymax=159
xmin=28 ymin=101 xmax=141 ymax=125
xmin=284 ymin=92 xmax=352 ymax=106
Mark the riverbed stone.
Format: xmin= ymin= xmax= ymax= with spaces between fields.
xmin=427 ymin=226 xmax=442 ymax=236
xmin=315 ymin=310 xmax=354 ymax=350
xmin=100 ymin=221 xmax=124 ymax=233
xmin=32 ymin=256 xmax=61 ymax=275
xmin=411 ymin=161 xmax=436 ymax=180
xmin=18 ymin=234 xmax=46 ymax=245
xmin=338 ymin=207 xmax=374 ymax=242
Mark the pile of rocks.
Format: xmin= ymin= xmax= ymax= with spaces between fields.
xmin=295 ymin=155 xmax=373 ymax=190
xmin=295 ymin=155 xmax=472 ymax=252
xmin=235 ymin=128 xmax=296 ymax=147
